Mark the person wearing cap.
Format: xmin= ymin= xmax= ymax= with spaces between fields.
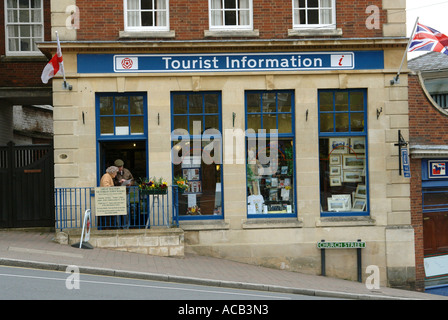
xmin=114 ymin=159 xmax=134 ymax=187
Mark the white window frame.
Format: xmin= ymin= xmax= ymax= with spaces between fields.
xmin=124 ymin=0 xmax=170 ymax=32
xmin=292 ymin=0 xmax=336 ymax=30
xmin=4 ymin=0 xmax=44 ymax=56
xmin=209 ymin=0 xmax=253 ymax=31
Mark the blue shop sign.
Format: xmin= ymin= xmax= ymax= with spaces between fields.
xmin=77 ymin=51 xmax=384 ymax=73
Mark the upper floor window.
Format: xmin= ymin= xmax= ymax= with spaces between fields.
xmin=209 ymin=0 xmax=252 ymax=30
xmin=293 ymin=0 xmax=335 ymax=29
xmin=125 ymin=0 xmax=169 ymax=31
xmin=5 ymin=0 xmax=44 ymax=55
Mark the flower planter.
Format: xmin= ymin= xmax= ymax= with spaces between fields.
xmin=140 ymin=189 xmax=167 ymax=195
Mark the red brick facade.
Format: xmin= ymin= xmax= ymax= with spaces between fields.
xmin=409 ymin=74 xmax=448 ymax=291
xmin=0 ymin=0 xmax=51 ymax=88
xmin=76 ymin=0 xmax=385 ymax=41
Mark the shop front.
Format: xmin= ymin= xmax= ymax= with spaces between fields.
xmin=46 ymin=39 xmax=415 ymax=288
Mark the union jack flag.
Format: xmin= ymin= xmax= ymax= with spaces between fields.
xmin=409 ymin=23 xmax=448 ymax=55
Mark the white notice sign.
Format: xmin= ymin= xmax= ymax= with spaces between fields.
xmin=95 ymin=187 xmax=127 ymax=216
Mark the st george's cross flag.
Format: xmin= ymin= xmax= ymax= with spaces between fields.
xmin=409 ymin=23 xmax=448 ymax=55
xmin=41 ymin=32 xmax=65 ymax=84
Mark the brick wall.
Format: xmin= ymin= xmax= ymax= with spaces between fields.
xmin=76 ymin=0 xmax=385 ymax=41
xmin=409 ymin=74 xmax=448 ymax=291
xmin=0 ymin=0 xmax=52 ymax=88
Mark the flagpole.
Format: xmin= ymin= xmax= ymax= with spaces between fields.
xmin=56 ymin=31 xmax=71 ymax=90
xmin=391 ymin=17 xmax=419 ymax=85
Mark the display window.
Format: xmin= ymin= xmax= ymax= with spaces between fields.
xmin=171 ymin=92 xmax=223 ymax=219
xmin=245 ymin=90 xmax=296 ymax=218
xmin=319 ymin=89 xmax=368 ymax=216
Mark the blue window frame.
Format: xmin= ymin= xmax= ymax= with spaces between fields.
xmin=96 ymin=93 xmax=147 ymax=139
xmin=171 ymin=91 xmax=223 ymax=220
xmin=245 ymin=90 xmax=296 ymax=218
xmin=318 ymin=89 xmax=369 ymax=217
xmin=95 ymin=92 xmax=148 ymax=185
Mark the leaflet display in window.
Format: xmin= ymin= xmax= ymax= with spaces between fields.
xmin=320 ymin=137 xmax=367 ymax=213
xmin=247 ymin=139 xmax=295 ymax=215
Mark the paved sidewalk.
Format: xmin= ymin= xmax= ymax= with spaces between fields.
xmin=0 ymin=230 xmax=445 ymax=300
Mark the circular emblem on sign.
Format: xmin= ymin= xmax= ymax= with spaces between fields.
xmin=121 ymin=58 xmax=133 ymax=69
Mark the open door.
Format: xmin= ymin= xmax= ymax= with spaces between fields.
xmin=99 ymin=140 xmax=147 ymax=184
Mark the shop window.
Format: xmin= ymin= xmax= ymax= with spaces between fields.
xmin=319 ymin=89 xmax=368 ymax=216
xmin=5 ymin=0 xmax=44 ymax=55
xmin=209 ymin=0 xmax=252 ymax=30
xmin=245 ymin=91 xmax=296 ymax=218
xmin=97 ymin=93 xmax=147 ymax=138
xmin=171 ymin=92 xmax=223 ymax=219
xmin=125 ymin=0 xmax=169 ymax=31
xmin=293 ymin=0 xmax=335 ymax=29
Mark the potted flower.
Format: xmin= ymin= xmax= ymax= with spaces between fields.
xmin=173 ymin=176 xmax=189 ymax=194
xmin=138 ymin=177 xmax=168 ymax=195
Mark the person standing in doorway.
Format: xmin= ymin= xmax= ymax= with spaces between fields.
xmin=114 ymin=159 xmax=134 ymax=186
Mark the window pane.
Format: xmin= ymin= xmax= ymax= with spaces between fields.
xmin=247 ymin=138 xmax=295 ymax=215
xmin=100 ymin=117 xmax=114 ymax=135
xmin=130 ymin=96 xmax=144 ymax=115
xmin=307 ymin=9 xmax=319 ymax=24
xmin=173 ymin=116 xmax=188 ymax=131
xmin=278 ymin=114 xmax=292 ymax=134
xmin=320 ymin=114 xmax=334 ymax=132
xmin=100 ymin=97 xmax=114 ymax=115
xmin=173 ymin=95 xmax=187 ymax=114
xmin=205 ymin=115 xmax=219 ymax=131
xmin=141 ymin=11 xmax=153 ymax=26
xmin=19 ymin=9 xmax=30 ymax=22
xmin=224 ymin=10 xmax=236 ymax=25
xmin=247 ymin=114 xmax=261 ymax=132
xmin=319 ymin=137 xmax=367 ymax=213
xmin=262 ymin=93 xmax=276 ymax=113
xmin=319 ymin=92 xmax=333 ymax=112
xmin=335 ymin=113 xmax=349 ymax=132
xmin=350 ymin=92 xmax=364 ymax=111
xmin=335 ymin=92 xmax=349 ymax=112
xmin=247 ymin=93 xmax=260 ymax=113
xmin=19 ymin=0 xmax=28 ymax=8
xmin=115 ymin=96 xmax=129 ymax=115
xmin=189 ymin=116 xmax=203 ymax=134
xmin=131 ymin=117 xmax=144 ymax=134
xmin=263 ymin=114 xmax=277 ymax=131
xmin=278 ymin=92 xmax=292 ymax=113
xmin=141 ymin=0 xmax=153 ymax=9
xmin=189 ymin=94 xmax=203 ymax=114
xmin=350 ymin=113 xmax=364 ymax=132
xmin=20 ymin=38 xmax=31 ymax=51
xmin=204 ymin=94 xmax=219 ymax=113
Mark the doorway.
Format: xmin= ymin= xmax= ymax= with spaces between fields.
xmin=99 ymin=140 xmax=147 ymax=184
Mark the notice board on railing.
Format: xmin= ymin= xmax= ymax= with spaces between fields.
xmin=95 ymin=186 xmax=127 ymax=216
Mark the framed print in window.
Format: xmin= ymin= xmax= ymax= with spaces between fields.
xmin=353 ymin=198 xmax=367 ymax=211
xmin=329 ymin=154 xmax=341 ymax=165
xmin=329 ymin=138 xmax=349 ymax=154
xmin=343 ymin=155 xmax=364 ymax=169
xmin=350 ymin=137 xmax=366 ymax=154
xmin=330 ymin=176 xmax=342 ymax=186
xmin=328 ymin=198 xmax=346 ymax=212
xmin=355 ymin=184 xmax=367 ymax=199
xmin=343 ymin=170 xmax=363 ymax=183
xmin=330 ymin=166 xmax=341 ymax=176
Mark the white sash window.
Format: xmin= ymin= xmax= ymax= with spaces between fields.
xmin=5 ymin=0 xmax=44 ymax=55
xmin=125 ymin=0 xmax=169 ymax=31
xmin=293 ymin=0 xmax=335 ymax=29
xmin=209 ymin=0 xmax=253 ymax=30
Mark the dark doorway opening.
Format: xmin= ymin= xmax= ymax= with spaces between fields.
xmin=99 ymin=140 xmax=147 ymax=184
